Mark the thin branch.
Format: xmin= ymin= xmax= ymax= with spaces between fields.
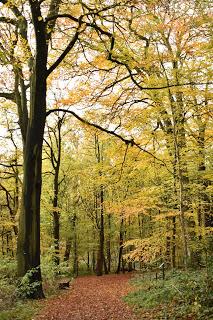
xmin=0 ymin=163 xmax=22 ymax=168
xmin=45 ymin=13 xmax=112 ymax=37
xmin=109 ymin=55 xmax=212 ymax=90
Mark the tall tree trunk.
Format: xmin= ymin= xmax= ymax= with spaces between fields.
xmin=96 ymin=186 xmax=104 ymax=276
xmin=173 ymin=62 xmax=191 ymax=266
xmin=47 ymin=117 xmax=63 ymax=266
xmin=159 ymin=51 xmax=191 ymax=267
xmin=95 ymin=136 xmax=105 ymax=276
xmin=197 ymin=117 xmax=212 ymax=228
xmin=17 ymin=2 xmax=48 ymax=298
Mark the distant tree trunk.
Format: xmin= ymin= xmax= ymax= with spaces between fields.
xmin=64 ymin=238 xmax=71 ymax=262
xmin=172 ymin=216 xmax=176 ymax=268
xmin=92 ymin=250 xmax=96 ymax=272
xmin=116 ymin=216 xmax=124 ymax=274
xmin=127 ymin=217 xmax=133 ymax=272
xmin=6 ymin=231 xmax=14 ymax=256
xmin=176 ymin=136 xmax=190 ymax=268
xmin=96 ymin=186 xmax=104 ymax=276
xmin=52 ymin=119 xmax=63 ymax=266
xmin=95 ymin=135 xmax=105 ymax=276
xmin=73 ymin=211 xmax=78 ymax=276
xmin=87 ymin=252 xmax=90 ymax=271
xmin=104 ymin=256 xmax=108 ymax=274
xmin=197 ymin=116 xmax=212 ymax=228
xmin=53 ymin=163 xmax=60 ymax=265
xmin=106 ymin=213 xmax=111 ymax=273
xmin=52 ymin=208 xmax=60 ymax=266
xmin=138 ymin=213 xmax=143 ymax=238
xmin=159 ymin=56 xmax=191 ymax=267
xmin=173 ymin=63 xmax=191 ymax=267
xmin=166 ymin=216 xmax=171 ymax=267
xmin=1 ymin=226 xmax=5 ymax=256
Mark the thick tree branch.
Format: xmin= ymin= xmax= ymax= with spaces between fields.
xmin=0 ymin=17 xmax=17 ymax=25
xmin=0 ymin=92 xmax=16 ymax=101
xmin=47 ymin=28 xmax=81 ymax=76
xmin=45 ymin=13 xmax=113 ymax=38
xmin=46 ymin=108 xmax=172 ymax=172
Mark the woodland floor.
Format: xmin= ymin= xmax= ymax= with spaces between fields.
xmin=34 ymin=273 xmax=140 ymax=320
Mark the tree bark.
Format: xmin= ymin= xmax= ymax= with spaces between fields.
xmin=17 ymin=1 xmax=48 ymax=298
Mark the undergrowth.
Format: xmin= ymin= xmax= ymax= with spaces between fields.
xmin=0 ymin=257 xmax=73 ymax=320
xmin=124 ymin=267 xmax=213 ymax=320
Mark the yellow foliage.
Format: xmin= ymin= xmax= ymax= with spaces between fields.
xmin=123 ymin=235 xmax=166 ymax=264
xmin=59 ymin=84 xmax=91 ymax=106
xmin=92 ymin=55 xmax=112 ymax=69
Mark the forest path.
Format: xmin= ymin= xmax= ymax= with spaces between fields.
xmin=35 ymin=273 xmax=140 ymax=320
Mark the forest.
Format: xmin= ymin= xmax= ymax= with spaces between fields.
xmin=0 ymin=0 xmax=212 ymax=319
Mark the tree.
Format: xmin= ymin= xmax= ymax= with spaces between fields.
xmin=0 ymin=0 xmax=120 ymax=297
xmin=44 ymin=113 xmax=66 ymax=266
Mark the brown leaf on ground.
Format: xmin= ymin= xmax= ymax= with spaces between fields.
xmin=34 ymin=274 xmax=140 ymax=320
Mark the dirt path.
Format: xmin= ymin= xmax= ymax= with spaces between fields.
xmin=35 ymin=274 xmax=140 ymax=320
